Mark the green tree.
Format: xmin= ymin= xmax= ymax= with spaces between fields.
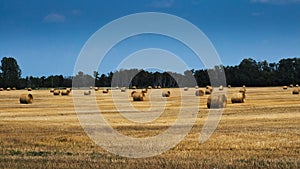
xmin=0 ymin=57 xmax=21 ymax=88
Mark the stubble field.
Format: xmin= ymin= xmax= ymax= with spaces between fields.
xmin=0 ymin=87 xmax=299 ymax=168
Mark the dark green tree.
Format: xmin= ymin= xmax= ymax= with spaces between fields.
xmin=0 ymin=57 xmax=21 ymax=88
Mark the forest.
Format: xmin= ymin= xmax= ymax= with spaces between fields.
xmin=0 ymin=57 xmax=300 ymax=89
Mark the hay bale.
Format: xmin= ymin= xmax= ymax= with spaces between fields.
xmin=121 ymin=87 xmax=126 ymax=92
xmin=162 ymin=91 xmax=171 ymax=97
xmin=142 ymin=88 xmax=148 ymax=94
xmin=195 ymin=89 xmax=204 ymax=96
xmin=290 ymin=84 xmax=293 ymax=88
xmin=27 ymin=88 xmax=32 ymax=91
xmin=94 ymin=87 xmax=99 ymax=91
xmin=0 ymin=88 xmax=3 ymax=91
xmin=231 ymin=92 xmax=245 ymax=103
xmin=84 ymin=90 xmax=91 ymax=95
xmin=6 ymin=87 xmax=11 ymax=91
xmin=283 ymin=86 xmax=288 ymax=90
xmin=292 ymin=88 xmax=299 ymax=94
xmin=115 ymin=86 xmax=119 ymax=90
xmin=20 ymin=94 xmax=33 ymax=104
xmin=132 ymin=92 xmax=145 ymax=101
xmin=184 ymin=87 xmax=188 ymax=91
xmin=148 ymin=86 xmax=152 ymax=89
xmin=61 ymin=90 xmax=70 ymax=96
xmin=195 ymin=85 xmax=199 ymax=89
xmin=205 ymin=88 xmax=212 ymax=94
xmin=50 ymin=88 xmax=55 ymax=93
xmin=228 ymin=85 xmax=231 ymax=88
xmin=12 ymin=87 xmax=16 ymax=90
xmin=66 ymin=88 xmax=72 ymax=92
xmin=131 ymin=86 xmax=137 ymax=89
xmin=157 ymin=86 xmax=161 ymax=89
xmin=239 ymin=87 xmax=246 ymax=93
xmin=206 ymin=85 xmax=212 ymax=89
xmin=219 ymin=85 xmax=224 ymax=91
xmin=131 ymin=91 xmax=136 ymax=97
xmin=296 ymin=84 xmax=299 ymax=87
xmin=90 ymin=86 xmax=93 ymax=89
xmin=53 ymin=90 xmax=60 ymax=95
xmin=102 ymin=89 xmax=109 ymax=93
xmin=207 ymin=94 xmax=227 ymax=109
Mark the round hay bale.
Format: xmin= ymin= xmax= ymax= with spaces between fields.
xmin=207 ymin=94 xmax=227 ymax=109
xmin=27 ymin=88 xmax=32 ymax=91
xmin=148 ymin=86 xmax=152 ymax=89
xmin=61 ymin=90 xmax=70 ymax=96
xmin=228 ymin=85 xmax=231 ymax=88
xmin=195 ymin=89 xmax=204 ymax=96
xmin=115 ymin=86 xmax=119 ymax=90
xmin=142 ymin=88 xmax=148 ymax=94
xmin=296 ymin=84 xmax=299 ymax=87
xmin=290 ymin=84 xmax=293 ymax=88
xmin=162 ymin=90 xmax=171 ymax=97
xmin=102 ymin=89 xmax=109 ymax=93
xmin=219 ymin=85 xmax=224 ymax=91
xmin=94 ymin=87 xmax=99 ymax=91
xmin=239 ymin=88 xmax=246 ymax=93
xmin=132 ymin=92 xmax=144 ymax=101
xmin=283 ymin=86 xmax=288 ymax=90
xmin=131 ymin=86 xmax=137 ymax=89
xmin=53 ymin=90 xmax=60 ymax=95
xmin=66 ymin=88 xmax=72 ymax=92
xmin=184 ymin=87 xmax=188 ymax=91
xmin=242 ymin=85 xmax=246 ymax=88
xmin=12 ymin=87 xmax=16 ymax=90
xmin=292 ymin=89 xmax=299 ymax=94
xmin=121 ymin=87 xmax=126 ymax=92
xmin=231 ymin=92 xmax=245 ymax=103
xmin=20 ymin=94 xmax=33 ymax=104
xmin=6 ymin=87 xmax=11 ymax=91
xmin=84 ymin=90 xmax=91 ymax=95
xmin=131 ymin=91 xmax=136 ymax=97
xmin=205 ymin=88 xmax=212 ymax=94
xmin=90 ymin=86 xmax=93 ymax=89
xmin=195 ymin=85 xmax=199 ymax=89
xmin=206 ymin=85 xmax=212 ymax=89
xmin=50 ymin=88 xmax=55 ymax=93
xmin=157 ymin=86 xmax=161 ymax=89
xmin=0 ymin=88 xmax=4 ymax=91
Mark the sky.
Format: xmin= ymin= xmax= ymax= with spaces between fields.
xmin=0 ymin=0 xmax=300 ymax=77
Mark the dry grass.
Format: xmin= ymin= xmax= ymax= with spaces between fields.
xmin=0 ymin=87 xmax=299 ymax=168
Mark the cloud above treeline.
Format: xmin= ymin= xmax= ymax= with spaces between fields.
xmin=250 ymin=0 xmax=300 ymax=4
xmin=150 ymin=0 xmax=174 ymax=8
xmin=43 ymin=13 xmax=66 ymax=23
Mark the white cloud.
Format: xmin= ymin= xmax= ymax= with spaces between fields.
xmin=43 ymin=13 xmax=66 ymax=23
xmin=71 ymin=9 xmax=82 ymax=16
xmin=250 ymin=0 xmax=300 ymax=4
xmin=150 ymin=0 xmax=175 ymax=8
xmin=251 ymin=12 xmax=264 ymax=16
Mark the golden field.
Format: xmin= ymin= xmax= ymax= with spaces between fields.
xmin=0 ymin=87 xmax=299 ymax=168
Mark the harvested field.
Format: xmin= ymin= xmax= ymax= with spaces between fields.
xmin=0 ymin=87 xmax=299 ymax=168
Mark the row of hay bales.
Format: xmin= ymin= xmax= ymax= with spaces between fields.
xmin=128 ymin=85 xmax=246 ymax=108
xmin=0 ymin=87 xmax=17 ymax=91
xmin=50 ymin=88 xmax=72 ymax=96
xmin=283 ymin=85 xmax=300 ymax=94
xmin=131 ymin=85 xmax=162 ymax=89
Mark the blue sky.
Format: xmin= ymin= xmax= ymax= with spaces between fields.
xmin=0 ymin=0 xmax=300 ymax=77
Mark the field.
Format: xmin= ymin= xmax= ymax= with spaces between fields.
xmin=0 ymin=87 xmax=299 ymax=168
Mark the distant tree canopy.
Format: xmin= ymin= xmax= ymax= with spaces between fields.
xmin=0 ymin=57 xmax=300 ymax=89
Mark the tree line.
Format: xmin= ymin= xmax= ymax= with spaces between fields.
xmin=0 ymin=57 xmax=299 ymax=89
